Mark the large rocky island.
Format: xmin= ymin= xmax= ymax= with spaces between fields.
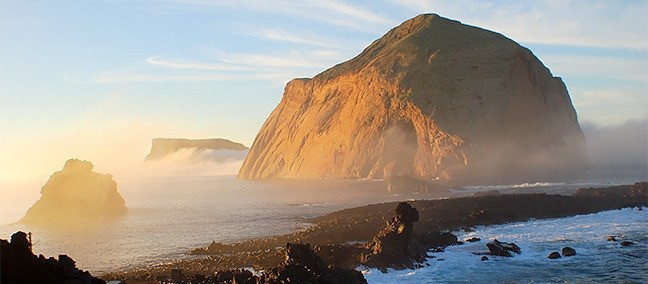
xmin=145 ymin=138 xmax=248 ymax=160
xmin=238 ymin=14 xmax=588 ymax=183
xmin=21 ymin=159 xmax=127 ymax=226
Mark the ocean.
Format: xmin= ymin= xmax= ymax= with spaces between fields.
xmin=1 ymin=165 xmax=646 ymax=282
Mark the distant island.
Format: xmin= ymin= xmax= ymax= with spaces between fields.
xmin=21 ymin=159 xmax=127 ymax=226
xmin=145 ymin=138 xmax=248 ymax=161
xmin=238 ymin=13 xmax=589 ymax=184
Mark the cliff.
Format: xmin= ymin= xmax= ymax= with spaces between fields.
xmin=238 ymin=14 xmax=588 ymax=183
xmin=22 ymin=159 xmax=127 ymax=225
xmin=145 ymin=138 xmax=248 ymax=160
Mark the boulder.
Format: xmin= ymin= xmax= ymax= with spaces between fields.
xmin=465 ymin=237 xmax=481 ymax=243
xmin=238 ymin=13 xmax=588 ymax=184
xmin=486 ymin=239 xmax=521 ymax=257
xmin=548 ymin=252 xmax=561 ymax=259
xmin=562 ymin=247 xmax=576 ymax=256
xmin=620 ymin=241 xmax=634 ymax=247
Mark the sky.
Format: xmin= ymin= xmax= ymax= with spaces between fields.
xmin=0 ymin=0 xmax=647 ymax=181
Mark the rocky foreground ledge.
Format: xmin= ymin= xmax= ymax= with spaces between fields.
xmin=103 ymin=182 xmax=646 ymax=283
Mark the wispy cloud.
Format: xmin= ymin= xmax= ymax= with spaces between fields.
xmin=241 ymin=27 xmax=337 ymax=48
xmin=391 ymin=0 xmax=648 ymax=50
xmin=146 ymin=56 xmax=252 ymax=71
xmin=167 ymin=0 xmax=394 ymax=32
xmin=93 ymin=49 xmax=348 ymax=83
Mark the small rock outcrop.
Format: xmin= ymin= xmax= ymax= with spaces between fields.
xmin=486 ymin=239 xmax=521 ymax=257
xmin=145 ymin=138 xmax=248 ymax=160
xmin=1 ymin=231 xmax=105 ymax=284
xmin=21 ymin=159 xmax=127 ymax=226
xmin=239 ymin=13 xmax=588 ymax=184
xmin=360 ymin=202 xmax=423 ymax=270
xmin=548 ymin=252 xmax=561 ymax=259
xmin=186 ymin=243 xmax=367 ymax=284
xmin=562 ymin=247 xmax=576 ymax=256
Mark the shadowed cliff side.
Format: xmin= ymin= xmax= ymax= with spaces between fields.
xmin=238 ymin=13 xmax=588 ymax=184
xmin=21 ymin=159 xmax=127 ymax=226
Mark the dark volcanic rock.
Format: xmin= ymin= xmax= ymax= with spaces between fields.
xmin=266 ymin=243 xmax=366 ymax=284
xmin=574 ymin=182 xmax=647 ymax=199
xmin=466 ymin=237 xmax=481 ymax=242
xmin=22 ymin=159 xmax=126 ymax=226
xmin=486 ymin=239 xmax=521 ymax=257
xmin=1 ymin=231 xmax=105 ymax=284
xmin=548 ymin=252 xmax=562 ymax=259
xmin=360 ymin=202 xmax=423 ymax=270
xmin=562 ymin=247 xmax=576 ymax=256
xmin=481 ymin=256 xmax=489 ymax=261
xmin=620 ymin=241 xmax=634 ymax=247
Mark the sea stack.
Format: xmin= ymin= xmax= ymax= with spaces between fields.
xmin=238 ymin=14 xmax=588 ymax=183
xmin=22 ymin=159 xmax=127 ymax=225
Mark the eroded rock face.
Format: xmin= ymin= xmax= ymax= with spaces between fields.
xmin=238 ymin=13 xmax=588 ymax=183
xmin=22 ymin=159 xmax=127 ymax=225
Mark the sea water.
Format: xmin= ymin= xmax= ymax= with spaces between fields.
xmin=0 ymin=176 xmax=398 ymax=275
xmin=363 ymin=208 xmax=648 ymax=283
xmin=1 ymin=165 xmax=646 ymax=281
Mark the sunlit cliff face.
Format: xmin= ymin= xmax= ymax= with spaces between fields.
xmin=21 ymin=159 xmax=127 ymax=227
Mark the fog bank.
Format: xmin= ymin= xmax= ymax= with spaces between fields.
xmin=581 ymin=119 xmax=648 ymax=167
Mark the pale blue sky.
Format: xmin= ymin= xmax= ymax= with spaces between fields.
xmin=0 ymin=0 xmax=646 ymax=180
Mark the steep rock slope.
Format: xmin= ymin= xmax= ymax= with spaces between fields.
xmin=238 ymin=14 xmax=588 ymax=183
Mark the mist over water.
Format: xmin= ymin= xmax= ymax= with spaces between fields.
xmin=581 ymin=118 xmax=648 ymax=167
xmin=0 ymin=120 xmax=645 ymax=278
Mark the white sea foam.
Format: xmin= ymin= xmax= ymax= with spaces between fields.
xmin=364 ymin=207 xmax=648 ymax=283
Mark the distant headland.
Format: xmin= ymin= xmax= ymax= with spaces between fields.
xmin=145 ymin=138 xmax=248 ymax=161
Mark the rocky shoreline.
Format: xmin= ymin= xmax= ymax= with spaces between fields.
xmin=100 ymin=182 xmax=646 ymax=283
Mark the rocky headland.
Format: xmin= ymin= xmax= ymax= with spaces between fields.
xmin=239 ymin=13 xmax=588 ymax=183
xmin=145 ymin=138 xmax=248 ymax=160
xmin=103 ymin=182 xmax=646 ymax=282
xmin=21 ymin=159 xmax=127 ymax=226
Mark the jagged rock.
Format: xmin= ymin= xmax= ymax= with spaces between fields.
xmin=548 ymin=252 xmax=561 ymax=259
xmin=21 ymin=159 xmax=126 ymax=225
xmin=620 ymin=241 xmax=634 ymax=247
xmin=238 ymin=13 xmax=588 ymax=184
xmin=562 ymin=247 xmax=576 ymax=256
xmin=607 ymin=236 xmax=617 ymax=242
xmin=145 ymin=138 xmax=248 ymax=160
xmin=486 ymin=239 xmax=521 ymax=257
xmin=466 ymin=237 xmax=481 ymax=242
xmin=0 ymin=231 xmax=105 ymax=284
xmin=360 ymin=202 xmax=422 ymax=270
xmin=264 ymin=243 xmax=367 ymax=284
